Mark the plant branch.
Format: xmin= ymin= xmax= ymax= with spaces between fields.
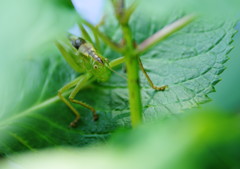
xmin=82 ymin=19 xmax=124 ymax=53
xmin=78 ymin=24 xmax=93 ymax=44
xmin=136 ymin=14 xmax=196 ymax=54
xmin=111 ymin=0 xmax=125 ymax=23
xmin=122 ymin=1 xmax=138 ymax=24
xmin=110 ymin=15 xmax=196 ymax=68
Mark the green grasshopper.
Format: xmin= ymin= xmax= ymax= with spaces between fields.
xmin=56 ymin=31 xmax=167 ymax=127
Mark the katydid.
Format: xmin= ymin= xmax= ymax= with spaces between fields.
xmin=56 ymin=34 xmax=167 ymax=127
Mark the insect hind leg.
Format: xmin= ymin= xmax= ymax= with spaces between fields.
xmin=138 ymin=58 xmax=167 ymax=91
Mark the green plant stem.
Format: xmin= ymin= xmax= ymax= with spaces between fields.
xmin=125 ymin=53 xmax=142 ymax=127
xmin=121 ymin=24 xmax=142 ymax=127
xmin=111 ymin=0 xmax=144 ymax=127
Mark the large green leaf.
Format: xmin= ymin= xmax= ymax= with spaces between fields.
xmin=0 ymin=6 xmax=236 ymax=154
xmin=99 ymin=14 xmax=236 ymax=122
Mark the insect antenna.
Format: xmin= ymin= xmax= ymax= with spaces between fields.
xmin=107 ymin=66 xmax=127 ymax=81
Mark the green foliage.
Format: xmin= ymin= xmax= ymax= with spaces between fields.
xmin=139 ymin=0 xmax=240 ymax=19
xmin=1 ymin=111 xmax=240 ymax=169
xmin=205 ymin=22 xmax=240 ymax=111
xmin=0 ymin=0 xmax=237 ymax=158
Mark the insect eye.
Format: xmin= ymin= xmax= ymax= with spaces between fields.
xmin=75 ymin=39 xmax=81 ymax=48
xmin=94 ymin=65 xmax=98 ymax=69
xmin=71 ymin=38 xmax=86 ymax=49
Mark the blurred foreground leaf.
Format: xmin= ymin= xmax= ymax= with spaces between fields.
xmin=0 ymin=0 xmax=76 ymax=61
xmin=1 ymin=111 xmax=240 ymax=169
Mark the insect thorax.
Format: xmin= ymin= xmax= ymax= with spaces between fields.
xmin=69 ymin=36 xmax=111 ymax=82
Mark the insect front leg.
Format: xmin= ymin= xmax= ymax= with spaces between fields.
xmin=69 ymin=76 xmax=98 ymax=124
xmin=138 ymin=58 xmax=167 ymax=91
xmin=58 ymin=77 xmax=81 ymax=127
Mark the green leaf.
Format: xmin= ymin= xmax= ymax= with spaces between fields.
xmin=204 ymin=22 xmax=240 ymax=111
xmin=99 ymin=14 xmax=237 ymax=122
xmin=0 ymin=8 xmax=237 ymax=154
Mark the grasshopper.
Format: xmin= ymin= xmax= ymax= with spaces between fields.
xmin=56 ymin=27 xmax=167 ymax=127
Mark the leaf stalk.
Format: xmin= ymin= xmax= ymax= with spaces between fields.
xmin=136 ymin=14 xmax=196 ymax=54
